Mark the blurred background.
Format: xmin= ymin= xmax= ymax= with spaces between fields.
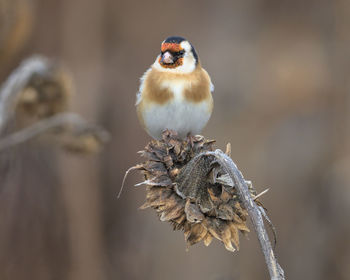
xmin=0 ymin=0 xmax=350 ymax=279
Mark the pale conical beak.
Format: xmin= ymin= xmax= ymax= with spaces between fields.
xmin=161 ymin=51 xmax=174 ymax=64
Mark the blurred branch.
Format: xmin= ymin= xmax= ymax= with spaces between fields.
xmin=206 ymin=149 xmax=285 ymax=280
xmin=0 ymin=112 xmax=109 ymax=151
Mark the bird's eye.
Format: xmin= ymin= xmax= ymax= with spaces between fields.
xmin=173 ymin=50 xmax=185 ymax=57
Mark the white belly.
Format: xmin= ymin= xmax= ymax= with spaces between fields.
xmin=143 ymin=99 xmax=211 ymax=139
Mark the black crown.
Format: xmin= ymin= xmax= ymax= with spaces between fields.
xmin=164 ymin=36 xmax=186 ymax=44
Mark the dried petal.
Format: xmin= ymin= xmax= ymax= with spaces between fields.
xmin=163 ymin=155 xmax=173 ymax=168
xmin=160 ymin=196 xmax=185 ymax=221
xmin=208 ymin=186 xmax=222 ymax=204
xmin=185 ymin=199 xmax=204 ymax=223
xmin=229 ymin=222 xmax=240 ymax=250
xmin=220 ymin=187 xmax=232 ymax=203
xmin=138 ymin=150 xmax=160 ymax=161
xmin=173 ymin=214 xmax=186 ymax=225
xmin=222 ymin=226 xmax=235 ymax=252
xmin=216 ymin=173 xmax=234 ymax=187
xmin=169 ymin=168 xmax=180 ymax=178
xmin=203 ymin=218 xmax=224 ymax=241
xmin=235 ymin=222 xmax=250 ymax=233
xmin=203 ymin=233 xmax=213 ymax=246
xmin=217 ymin=204 xmax=235 ymax=220
xmin=186 ymin=223 xmax=208 ymax=246
xmin=143 ymin=161 xmax=167 ymax=174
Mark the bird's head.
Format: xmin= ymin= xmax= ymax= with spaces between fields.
xmin=154 ymin=36 xmax=198 ymax=73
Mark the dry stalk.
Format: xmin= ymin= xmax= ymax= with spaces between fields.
xmin=206 ymin=149 xmax=285 ymax=280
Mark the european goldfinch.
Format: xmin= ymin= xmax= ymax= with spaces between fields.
xmin=136 ymin=36 xmax=214 ymax=139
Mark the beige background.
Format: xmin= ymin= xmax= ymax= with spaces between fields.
xmin=1 ymin=0 xmax=350 ymax=279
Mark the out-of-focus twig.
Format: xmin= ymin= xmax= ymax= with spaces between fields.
xmin=0 ymin=0 xmax=33 ymax=65
xmin=0 ymin=112 xmax=109 ymax=151
xmin=206 ymin=149 xmax=285 ymax=280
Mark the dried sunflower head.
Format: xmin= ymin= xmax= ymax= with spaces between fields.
xmin=135 ymin=130 xmax=259 ymax=252
xmin=16 ymin=64 xmax=72 ymax=127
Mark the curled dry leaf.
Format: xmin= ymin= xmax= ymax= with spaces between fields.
xmin=131 ymin=130 xmax=264 ymax=252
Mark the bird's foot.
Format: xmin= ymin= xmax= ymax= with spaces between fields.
xmin=187 ymin=132 xmax=195 ymax=148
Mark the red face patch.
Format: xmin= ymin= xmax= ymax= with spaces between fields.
xmin=161 ymin=43 xmax=183 ymax=53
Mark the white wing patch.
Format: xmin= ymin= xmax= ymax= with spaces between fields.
xmin=210 ymin=82 xmax=214 ymax=93
xmin=135 ymin=68 xmax=151 ymax=106
xmin=135 ymin=91 xmax=142 ymax=106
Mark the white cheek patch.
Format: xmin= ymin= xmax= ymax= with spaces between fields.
xmin=180 ymin=41 xmax=192 ymax=52
xmin=181 ymin=54 xmax=196 ymax=72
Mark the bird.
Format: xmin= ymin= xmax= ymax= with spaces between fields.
xmin=136 ymin=36 xmax=214 ymax=139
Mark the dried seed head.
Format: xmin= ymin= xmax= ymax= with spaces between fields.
xmin=15 ymin=65 xmax=72 ymax=127
xmin=134 ymin=130 xmax=260 ymax=252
